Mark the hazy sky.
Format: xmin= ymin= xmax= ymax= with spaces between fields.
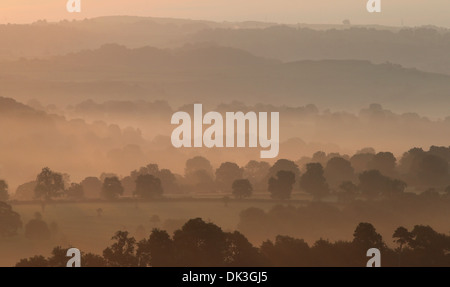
xmin=1 ymin=0 xmax=450 ymax=27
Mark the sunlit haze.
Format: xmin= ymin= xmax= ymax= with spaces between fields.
xmin=1 ymin=0 xmax=450 ymax=27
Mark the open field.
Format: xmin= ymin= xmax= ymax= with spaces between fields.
xmin=3 ymin=194 xmax=450 ymax=267
xmin=1 ymin=199 xmax=305 ymax=267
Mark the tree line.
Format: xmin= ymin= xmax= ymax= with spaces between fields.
xmin=4 ymin=145 xmax=450 ymax=202
xmin=15 ymin=218 xmax=450 ymax=267
xmin=0 ymin=201 xmax=58 ymax=240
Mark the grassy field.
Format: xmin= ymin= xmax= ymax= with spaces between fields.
xmin=3 ymin=189 xmax=430 ymax=267
xmin=1 ymin=199 xmax=306 ymax=267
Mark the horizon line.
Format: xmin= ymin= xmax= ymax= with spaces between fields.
xmin=0 ymin=14 xmax=448 ymax=30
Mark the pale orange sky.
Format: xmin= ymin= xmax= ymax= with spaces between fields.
xmin=1 ymin=0 xmax=450 ymax=27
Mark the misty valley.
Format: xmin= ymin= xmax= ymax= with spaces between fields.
xmin=1 ymin=15 xmax=450 ymax=268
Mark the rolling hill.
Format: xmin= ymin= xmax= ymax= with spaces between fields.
xmin=1 ymin=44 xmax=450 ymax=116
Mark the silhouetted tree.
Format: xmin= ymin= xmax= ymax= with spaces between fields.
xmin=324 ymin=157 xmax=355 ymax=187
xmin=357 ymin=147 xmax=376 ymax=154
xmin=311 ymin=239 xmax=335 ymax=266
xmin=130 ymin=164 xmax=159 ymax=180
xmin=409 ymin=225 xmax=450 ymax=256
xmin=134 ymin=174 xmax=163 ymax=199
xmin=80 ymin=177 xmax=102 ymax=198
xmin=173 ymin=218 xmax=227 ymax=267
xmin=15 ymin=256 xmax=49 ymax=267
xmin=100 ymin=173 xmax=118 ymax=182
xmin=393 ymin=226 xmax=412 ymax=266
xmin=187 ymin=169 xmax=216 ymax=193
xmin=158 ymin=169 xmax=179 ymax=194
xmin=15 ymin=181 xmax=37 ymax=201
xmin=47 ymin=246 xmax=70 ymax=267
xmin=336 ymin=181 xmax=358 ymax=202
xmin=16 ymin=246 xmax=107 ymax=267
xmin=101 ymin=177 xmax=124 ymax=200
xmin=398 ymin=147 xmax=424 ymax=174
xmin=268 ymin=159 xmax=301 ymax=181
xmin=359 ymin=170 xmax=405 ymax=199
xmin=268 ymin=170 xmax=295 ymax=200
xmin=429 ymin=146 xmax=450 ymax=162
xmin=401 ymin=149 xmax=449 ymax=186
xmin=0 ymin=180 xmax=8 ymax=201
xmin=34 ymin=167 xmax=65 ymax=200
xmin=368 ymin=152 xmax=397 ymax=176
xmin=83 ymin=253 xmax=107 ymax=267
xmin=416 ymin=154 xmax=449 ymax=186
xmin=393 ymin=226 xmax=412 ymax=251
xmin=137 ymin=229 xmax=174 ymax=267
xmin=261 ymin=235 xmax=311 ymax=267
xmin=185 ymin=156 xmax=214 ymax=178
xmin=353 ymin=222 xmax=384 ymax=250
xmin=15 ymin=219 xmax=450 ymax=267
xmin=0 ymin=201 xmax=22 ymax=237
xmin=66 ymin=183 xmax=84 ymax=200
xmin=215 ymin=162 xmax=243 ymax=193
xmin=121 ymin=176 xmax=135 ymax=196
xmin=130 ymin=164 xmax=179 ymax=194
xmin=299 ymin=163 xmax=329 ymax=200
xmin=358 ymin=170 xmax=385 ymax=199
xmin=25 ymin=212 xmax=50 ymax=240
xmin=350 ymin=153 xmax=375 ymax=173
xmin=384 ymin=179 xmax=407 ymax=198
xmin=244 ymin=160 xmax=270 ymax=191
xmin=225 ymin=231 xmax=263 ymax=266
xmin=311 ymin=151 xmax=327 ymax=166
xmin=232 ymin=179 xmax=253 ymax=199
xmin=103 ymin=231 xmax=138 ymax=267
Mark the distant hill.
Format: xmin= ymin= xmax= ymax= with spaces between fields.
xmin=191 ymin=25 xmax=450 ymax=75
xmin=2 ymin=44 xmax=450 ymax=116
xmin=0 ymin=97 xmax=147 ymax=189
xmin=1 ymin=16 xmax=450 ymax=75
xmin=0 ymin=16 xmax=277 ymax=61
